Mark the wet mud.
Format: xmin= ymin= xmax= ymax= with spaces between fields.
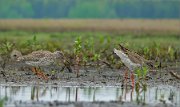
xmin=0 ymin=62 xmax=180 ymax=107
xmin=0 ymin=62 xmax=180 ymax=87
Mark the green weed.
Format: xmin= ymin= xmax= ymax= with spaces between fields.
xmin=0 ymin=31 xmax=179 ymax=67
xmin=0 ymin=41 xmax=13 ymax=55
xmin=74 ymin=37 xmax=83 ymax=77
xmin=167 ymin=46 xmax=175 ymax=61
xmin=135 ymin=66 xmax=149 ymax=85
xmin=0 ymin=98 xmax=5 ymax=107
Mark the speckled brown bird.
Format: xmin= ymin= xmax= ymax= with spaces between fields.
xmin=118 ymin=44 xmax=154 ymax=68
xmin=17 ymin=50 xmax=64 ymax=80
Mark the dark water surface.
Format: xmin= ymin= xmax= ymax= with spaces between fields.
xmin=0 ymin=85 xmax=179 ymax=107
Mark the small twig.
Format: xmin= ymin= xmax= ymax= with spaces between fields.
xmin=101 ymin=60 xmax=114 ymax=69
xmin=169 ymin=71 xmax=180 ymax=80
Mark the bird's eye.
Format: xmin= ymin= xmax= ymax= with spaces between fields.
xmin=13 ymin=54 xmax=17 ymax=57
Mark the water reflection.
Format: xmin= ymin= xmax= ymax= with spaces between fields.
xmin=0 ymin=85 xmax=179 ymax=106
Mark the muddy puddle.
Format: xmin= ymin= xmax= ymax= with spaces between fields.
xmin=0 ymin=85 xmax=179 ymax=107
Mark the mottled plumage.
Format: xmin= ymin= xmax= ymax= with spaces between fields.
xmin=15 ymin=50 xmax=64 ymax=80
xmin=114 ymin=48 xmax=141 ymax=71
xmin=114 ymin=45 xmax=154 ymax=71
xmin=118 ymin=44 xmax=154 ymax=68
xmin=17 ymin=50 xmax=64 ymax=67
xmin=114 ymin=45 xmax=153 ymax=87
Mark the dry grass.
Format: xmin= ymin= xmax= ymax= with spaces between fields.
xmin=0 ymin=19 xmax=179 ymax=33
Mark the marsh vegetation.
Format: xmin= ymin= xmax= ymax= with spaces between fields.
xmin=0 ymin=19 xmax=180 ymax=107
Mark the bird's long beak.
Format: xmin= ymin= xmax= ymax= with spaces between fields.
xmin=16 ymin=58 xmax=20 ymax=61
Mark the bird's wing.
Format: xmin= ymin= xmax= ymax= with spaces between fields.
xmin=17 ymin=55 xmax=40 ymax=62
xmin=17 ymin=50 xmax=52 ymax=62
xmin=119 ymin=44 xmax=151 ymax=65
xmin=119 ymin=44 xmax=129 ymax=53
xmin=31 ymin=50 xmax=52 ymax=58
xmin=119 ymin=44 xmax=142 ymax=61
xmin=26 ymin=57 xmax=54 ymax=66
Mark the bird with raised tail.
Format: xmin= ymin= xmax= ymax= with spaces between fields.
xmin=114 ymin=48 xmax=141 ymax=71
xmin=114 ymin=44 xmax=153 ymax=87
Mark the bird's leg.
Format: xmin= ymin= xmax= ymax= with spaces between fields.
xmin=124 ymin=70 xmax=128 ymax=84
xmin=130 ymin=72 xmax=135 ymax=88
xmin=31 ymin=67 xmax=45 ymax=79
xmin=31 ymin=67 xmax=48 ymax=80
xmin=31 ymin=67 xmax=38 ymax=74
xmin=36 ymin=67 xmax=48 ymax=80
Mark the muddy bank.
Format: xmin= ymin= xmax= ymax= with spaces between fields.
xmin=0 ymin=62 xmax=180 ymax=88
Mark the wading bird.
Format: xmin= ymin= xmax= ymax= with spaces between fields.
xmin=17 ymin=50 xmax=64 ymax=80
xmin=114 ymin=44 xmax=153 ymax=87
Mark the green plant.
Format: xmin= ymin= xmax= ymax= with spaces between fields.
xmin=92 ymin=53 xmax=101 ymax=73
xmin=74 ymin=36 xmax=82 ymax=54
xmin=142 ymin=66 xmax=148 ymax=79
xmin=167 ymin=46 xmax=175 ymax=61
xmin=143 ymin=46 xmax=151 ymax=59
xmin=0 ymin=100 xmax=3 ymax=107
xmin=92 ymin=53 xmax=100 ymax=62
xmin=135 ymin=66 xmax=149 ymax=81
xmin=82 ymin=55 xmax=88 ymax=65
xmin=83 ymin=38 xmax=94 ymax=66
xmin=134 ymin=66 xmax=148 ymax=92
xmin=0 ymin=98 xmax=5 ymax=107
xmin=0 ymin=41 xmax=13 ymax=55
xmin=84 ymin=37 xmax=94 ymax=54
xmin=153 ymin=42 xmax=161 ymax=58
xmin=73 ymin=37 xmax=83 ymax=77
xmin=25 ymin=35 xmax=41 ymax=51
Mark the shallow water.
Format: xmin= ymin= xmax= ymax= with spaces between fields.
xmin=0 ymin=85 xmax=179 ymax=107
